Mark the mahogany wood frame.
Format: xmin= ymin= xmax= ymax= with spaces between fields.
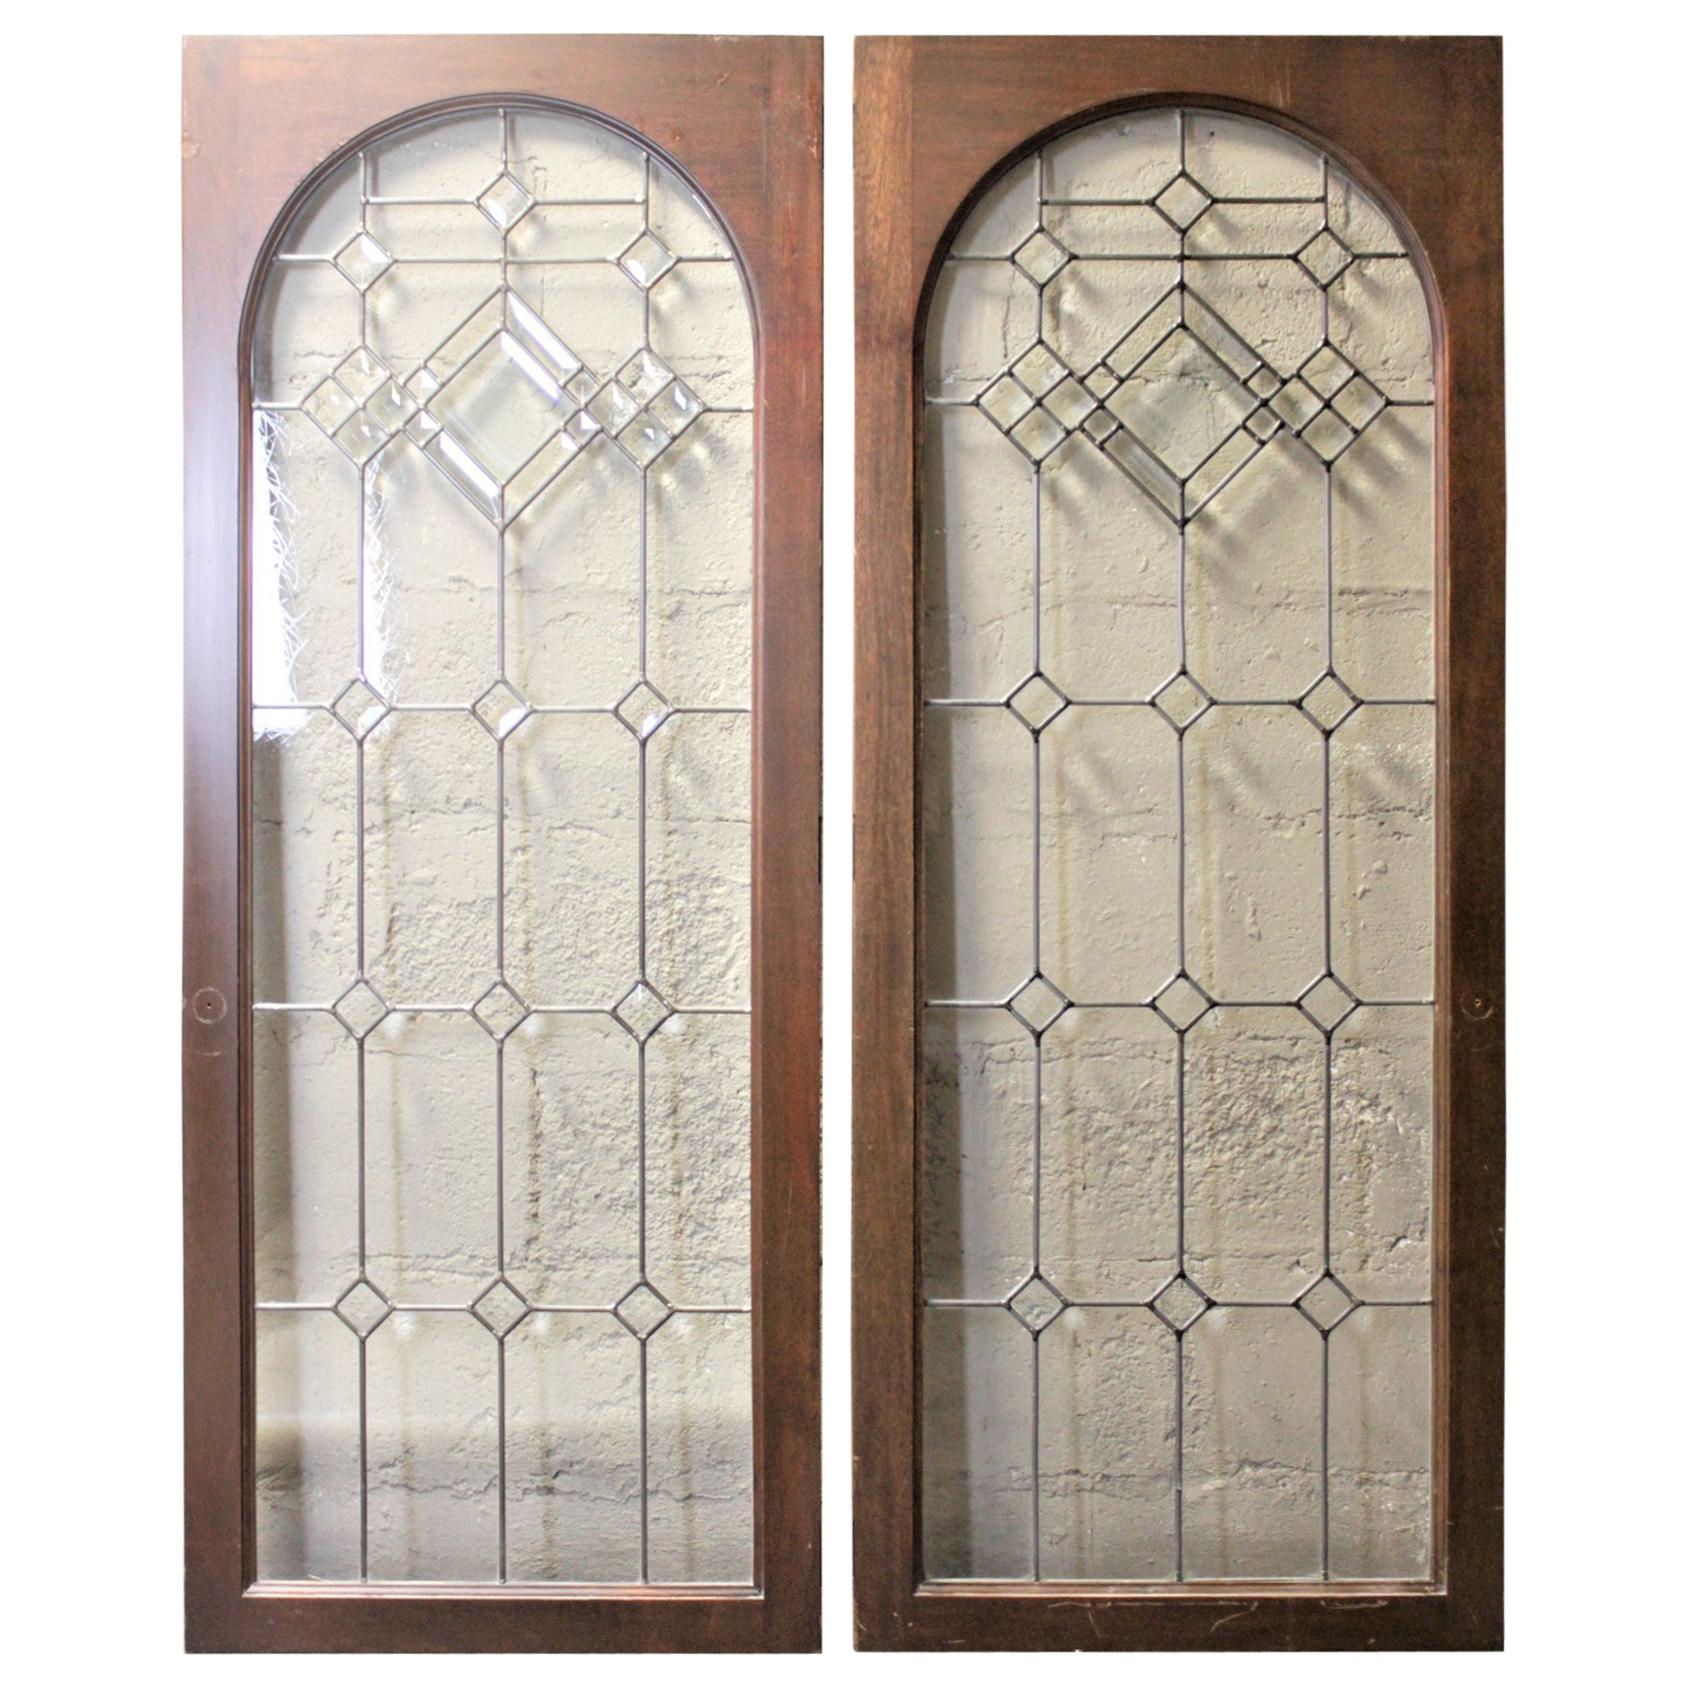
xmin=854 ymin=36 xmax=1503 ymax=1651
xmin=183 ymin=34 xmax=821 ymax=1653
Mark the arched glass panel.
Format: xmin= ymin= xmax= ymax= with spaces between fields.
xmin=921 ymin=106 xmax=1435 ymax=1583
xmin=248 ymin=104 xmax=755 ymax=1587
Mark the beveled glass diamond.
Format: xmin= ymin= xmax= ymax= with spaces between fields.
xmin=471 ymin=1276 xmax=530 ymax=1337
xmin=1296 ymin=228 xmax=1355 ymax=287
xmin=1300 ymin=673 xmax=1358 ymax=733
xmin=1008 ymin=1274 xmax=1066 ymax=1333
xmin=334 ymin=1278 xmax=392 ymax=1338
xmin=1151 ymin=671 xmax=1210 ymax=730
xmin=426 ymin=321 xmax=580 ymax=487
xmin=620 ymin=232 xmax=675 ymax=288
xmin=1009 ymin=405 xmax=1066 ymax=463
xmin=366 ymin=378 xmax=418 ymax=431
xmin=1082 ymin=410 xmax=1120 ymax=446
xmin=1150 ymin=1273 xmax=1210 ymax=1333
xmin=588 ymin=381 xmax=641 ymax=436
xmin=1084 ymin=368 xmax=1121 ymax=402
xmin=331 ymin=979 xmax=390 ymax=1039
xmin=1297 ymin=1273 xmax=1358 ymax=1332
xmin=1298 ymin=974 xmax=1358 ymax=1034
xmin=471 ymin=980 xmax=530 ymax=1041
xmin=1302 ymin=408 xmax=1356 ymax=462
xmin=330 ymin=677 xmax=390 ymax=739
xmin=619 ymin=416 xmax=673 ymax=468
xmin=1010 ymin=342 xmax=1070 ymax=398
xmin=1247 ymin=366 xmax=1284 ymax=401
xmin=617 ymin=349 xmax=673 ymax=405
xmin=1152 ymin=972 xmax=1213 ymax=1032
xmin=615 ymin=1282 xmax=673 ymax=1339
xmin=472 ymin=680 xmax=530 ymax=739
xmin=1245 ymin=408 xmax=1283 ymax=443
xmin=334 ymin=232 xmax=393 ymax=290
xmin=1154 ymin=172 xmax=1214 ymax=230
xmin=612 ymin=981 xmax=672 ymax=1043
xmin=1008 ymin=973 xmax=1068 ymax=1036
xmin=1012 ymin=228 xmax=1070 ymax=285
xmin=563 ymin=408 xmax=602 ymax=447
xmin=1301 ymin=345 xmax=1356 ymax=399
xmin=301 ymin=378 xmax=357 ymax=435
xmin=1044 ymin=376 xmax=1097 ymax=430
xmin=1106 ymin=328 xmax=1253 ymax=478
xmin=1007 ymin=673 xmax=1067 ymax=733
xmin=477 ymin=172 xmax=534 ymax=232
xmin=334 ymin=410 xmax=387 ymax=466
xmin=615 ymin=681 xmax=672 ymax=740
xmin=649 ymin=378 xmax=703 ymax=436
xmin=1271 ymin=378 xmax=1325 ymax=432
xmin=1332 ymin=374 xmax=1386 ymax=432
xmin=979 ymin=375 xmax=1036 ymax=432
xmin=334 ymin=347 xmax=389 ymax=402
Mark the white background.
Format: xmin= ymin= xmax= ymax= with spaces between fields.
xmin=3 ymin=3 xmax=1677 ymax=1674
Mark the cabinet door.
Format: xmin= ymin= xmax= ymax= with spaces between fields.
xmin=184 ymin=35 xmax=819 ymax=1652
xmin=855 ymin=35 xmax=1501 ymax=1651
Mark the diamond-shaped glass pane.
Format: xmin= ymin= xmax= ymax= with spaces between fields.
xmin=366 ymin=378 xmax=418 ymax=431
xmin=979 ymin=376 xmax=1035 ymax=433
xmin=1302 ymin=408 xmax=1356 ymax=462
xmin=1300 ymin=673 xmax=1358 ymax=732
xmin=619 ymin=416 xmax=673 ymax=468
xmin=471 ymin=981 xmax=530 ymax=1040
xmin=1302 ymin=345 xmax=1356 ymax=398
xmin=477 ymin=172 xmax=534 ymax=231
xmin=1010 ymin=405 xmax=1066 ymax=463
xmin=472 ymin=680 xmax=530 ymax=739
xmin=588 ymin=381 xmax=642 ymax=436
xmin=649 ymin=378 xmax=703 ymax=436
xmin=334 ymin=347 xmax=389 ymax=402
xmin=1008 ymin=1274 xmax=1065 ymax=1332
xmin=1297 ymin=228 xmax=1355 ymax=286
xmin=471 ymin=1277 xmax=530 ymax=1336
xmin=1012 ymin=228 xmax=1070 ymax=284
xmin=334 ymin=1278 xmax=392 ymax=1338
xmin=563 ymin=408 xmax=602 ymax=447
xmin=331 ymin=979 xmax=389 ymax=1039
xmin=1044 ymin=376 xmax=1097 ymax=430
xmin=1010 ymin=343 xmax=1069 ymax=398
xmin=615 ymin=681 xmax=672 ymax=740
xmin=334 ymin=232 xmax=393 ymax=290
xmin=1299 ymin=974 xmax=1358 ymax=1034
xmin=1153 ymin=973 xmax=1212 ymax=1031
xmin=1152 ymin=671 xmax=1210 ymax=730
xmin=617 ymin=348 xmax=673 ymax=405
xmin=330 ymin=677 xmax=389 ymax=739
xmin=1006 ymin=673 xmax=1067 ymax=733
xmin=1107 ymin=328 xmax=1253 ymax=478
xmin=1154 ymin=172 xmax=1213 ymax=229
xmin=1332 ymin=374 xmax=1387 ymax=431
xmin=301 ymin=378 xmax=358 ymax=435
xmin=427 ymin=325 xmax=578 ymax=487
xmin=1271 ymin=378 xmax=1325 ymax=431
xmin=620 ymin=232 xmax=675 ymax=288
xmin=1298 ymin=1273 xmax=1358 ymax=1332
xmin=1084 ymin=369 xmax=1121 ymax=402
xmin=1247 ymin=366 xmax=1283 ymax=400
xmin=334 ymin=410 xmax=387 ymax=466
xmin=1008 ymin=973 xmax=1068 ymax=1035
xmin=1151 ymin=1273 xmax=1210 ymax=1332
xmin=613 ymin=981 xmax=672 ymax=1043
xmin=614 ymin=1282 xmax=672 ymax=1339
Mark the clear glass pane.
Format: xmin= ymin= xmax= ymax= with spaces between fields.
xmin=921 ymin=107 xmax=1436 ymax=1584
xmin=250 ymin=104 xmax=754 ymax=1586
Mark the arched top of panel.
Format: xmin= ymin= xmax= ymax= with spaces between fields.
xmin=249 ymin=101 xmax=755 ymax=527
xmin=924 ymin=104 xmax=1435 ymax=529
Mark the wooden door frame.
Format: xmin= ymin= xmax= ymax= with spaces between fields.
xmin=853 ymin=35 xmax=1502 ymax=1651
xmin=183 ymin=34 xmax=821 ymax=1653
